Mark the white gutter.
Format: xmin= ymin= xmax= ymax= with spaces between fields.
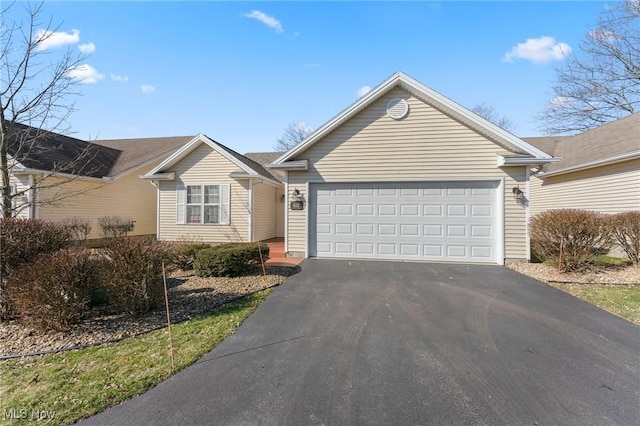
xmin=539 ymin=150 xmax=640 ymax=178
xmin=228 ymin=172 xmax=282 ymax=187
xmin=497 ymin=155 xmax=561 ymax=167
xmin=266 ymin=160 xmax=308 ymax=171
xmin=142 ymin=172 xmax=175 ymax=181
xmin=12 ymin=168 xmax=111 ymax=183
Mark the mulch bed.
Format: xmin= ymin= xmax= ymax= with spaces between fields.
xmin=0 ymin=266 xmax=296 ymax=359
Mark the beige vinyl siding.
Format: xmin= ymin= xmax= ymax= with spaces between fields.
xmin=37 ymin=160 xmax=162 ymax=239
xmin=530 ymin=158 xmax=640 ymax=216
xmin=252 ymin=182 xmax=277 ymax=241
xmin=157 ymin=143 xmax=249 ymax=243
xmin=287 ymin=87 xmax=528 ymax=260
xmin=275 ymin=187 xmax=285 ymax=238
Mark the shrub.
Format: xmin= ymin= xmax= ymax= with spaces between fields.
xmin=173 ymin=242 xmax=211 ymax=270
xmin=0 ymin=218 xmax=74 ymax=319
xmin=610 ymin=211 xmax=640 ymax=264
xmin=98 ymin=216 xmax=134 ymax=240
xmin=530 ymin=209 xmax=611 ymax=272
xmin=194 ymin=242 xmax=269 ymax=278
xmin=62 ymin=217 xmax=92 ymax=245
xmin=6 ymin=248 xmax=102 ymax=331
xmin=103 ymin=237 xmax=174 ymax=316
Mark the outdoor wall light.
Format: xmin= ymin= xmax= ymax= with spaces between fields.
xmin=280 ymin=194 xmax=285 ymax=203
xmin=512 ymin=186 xmax=524 ymax=202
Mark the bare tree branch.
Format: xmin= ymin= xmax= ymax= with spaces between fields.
xmin=539 ymin=0 xmax=640 ymax=134
xmin=1 ymin=2 xmax=95 ymax=218
xmin=273 ymin=121 xmax=314 ymax=152
xmin=470 ymin=103 xmax=514 ymax=132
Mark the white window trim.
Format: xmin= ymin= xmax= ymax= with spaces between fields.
xmin=176 ymin=183 xmax=230 ymax=225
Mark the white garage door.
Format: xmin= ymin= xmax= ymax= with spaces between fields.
xmin=309 ymin=181 xmax=500 ymax=263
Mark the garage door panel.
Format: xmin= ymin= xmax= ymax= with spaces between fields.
xmin=310 ymin=182 xmax=498 ymax=263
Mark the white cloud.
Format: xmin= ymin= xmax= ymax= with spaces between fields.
xmin=244 ymin=10 xmax=283 ymax=33
xmin=78 ymin=42 xmax=96 ymax=54
xmin=357 ymin=86 xmax=372 ymax=97
xmin=140 ymin=84 xmax=156 ymax=94
xmin=34 ymin=29 xmax=80 ymax=51
xmin=110 ymin=73 xmax=129 ymax=82
xmin=503 ymin=36 xmax=571 ymax=64
xmin=66 ymin=64 xmax=104 ymax=84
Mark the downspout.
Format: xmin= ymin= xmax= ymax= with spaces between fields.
xmin=248 ymin=179 xmax=253 ymax=242
xmin=525 ymin=166 xmax=531 ymax=261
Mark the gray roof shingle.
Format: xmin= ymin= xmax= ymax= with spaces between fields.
xmin=523 ymin=113 xmax=639 ymax=174
xmin=7 ymin=123 xmax=192 ymax=179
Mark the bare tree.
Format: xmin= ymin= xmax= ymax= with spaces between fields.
xmin=539 ymin=0 xmax=640 ymax=134
xmin=273 ymin=121 xmax=314 ymax=152
xmin=471 ymin=103 xmax=514 ymax=131
xmin=1 ymin=2 xmax=96 ymax=218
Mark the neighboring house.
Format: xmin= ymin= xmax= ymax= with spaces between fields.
xmin=525 ymin=113 xmax=640 ymax=217
xmin=269 ymin=71 xmax=557 ymax=264
xmin=6 ymin=123 xmax=191 ymax=240
xmin=142 ymin=135 xmax=285 ymax=243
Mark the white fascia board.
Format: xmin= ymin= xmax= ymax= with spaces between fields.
xmin=144 ymin=134 xmax=205 ymax=176
xmin=272 ymin=71 xmax=552 ymax=164
xmin=540 ymin=150 xmax=640 ymax=178
xmin=266 ymin=160 xmax=308 ymax=170
xmin=497 ymin=155 xmax=561 ymax=167
xmin=12 ymin=168 xmax=109 ymax=183
xmin=399 ymin=76 xmax=553 ymax=159
xmin=272 ymin=72 xmax=406 ymax=164
xmin=228 ymin=172 xmax=282 ymax=187
xmin=145 ymin=134 xmax=259 ymax=178
xmin=141 ymin=172 xmax=175 ymax=180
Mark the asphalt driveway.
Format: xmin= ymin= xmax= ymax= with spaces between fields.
xmin=83 ymin=260 xmax=640 ymax=425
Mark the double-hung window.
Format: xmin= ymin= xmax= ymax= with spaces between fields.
xmin=177 ymin=184 xmax=229 ymax=225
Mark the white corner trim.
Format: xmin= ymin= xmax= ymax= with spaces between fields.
xmin=248 ymin=179 xmax=253 ymax=242
xmin=284 ymin=172 xmax=289 ymax=254
xmin=497 ymin=178 xmax=505 ymax=266
xmin=305 ymin=181 xmax=310 ymax=259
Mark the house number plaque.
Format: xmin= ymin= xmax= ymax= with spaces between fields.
xmin=290 ymin=200 xmax=304 ymax=210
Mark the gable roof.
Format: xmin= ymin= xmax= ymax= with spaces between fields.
xmin=8 ymin=123 xmax=121 ymax=179
xmin=525 ymin=112 xmax=640 ymax=176
xmin=272 ymin=71 xmax=553 ymax=165
xmin=94 ymin=135 xmax=194 ymax=177
xmin=7 ymin=123 xmax=191 ymax=179
xmin=244 ymin=152 xmax=282 ymax=166
xmin=145 ymin=135 xmax=281 ymax=184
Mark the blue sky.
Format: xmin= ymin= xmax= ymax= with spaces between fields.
xmin=10 ymin=1 xmax=608 ymax=153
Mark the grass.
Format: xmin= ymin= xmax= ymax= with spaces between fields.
xmin=0 ymin=289 xmax=271 ymax=426
xmin=549 ymin=282 xmax=640 ymax=325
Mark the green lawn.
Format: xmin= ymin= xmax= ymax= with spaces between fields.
xmin=550 ymin=282 xmax=640 ymax=325
xmin=0 ymin=289 xmax=271 ymax=426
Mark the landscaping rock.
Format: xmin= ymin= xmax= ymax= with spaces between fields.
xmin=0 ymin=267 xmax=294 ymax=358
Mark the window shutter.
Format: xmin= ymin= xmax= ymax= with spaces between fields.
xmin=176 ymin=184 xmax=186 ymax=224
xmin=220 ymin=184 xmax=230 ymax=225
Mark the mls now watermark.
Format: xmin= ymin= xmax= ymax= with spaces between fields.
xmin=3 ymin=408 xmax=56 ymax=421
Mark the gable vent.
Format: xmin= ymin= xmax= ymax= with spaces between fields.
xmin=386 ymin=98 xmax=409 ymax=120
